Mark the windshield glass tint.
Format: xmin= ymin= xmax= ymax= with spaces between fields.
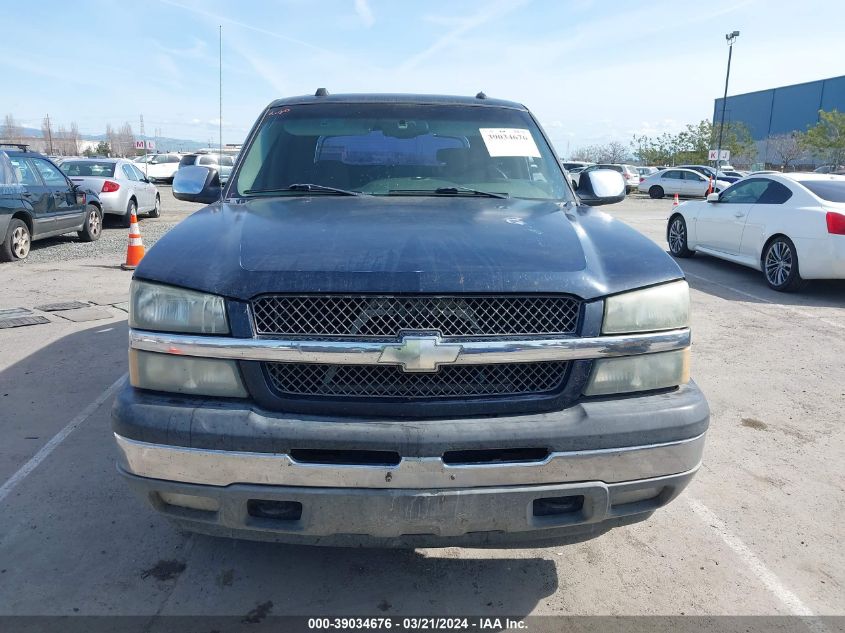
xmin=234 ymin=103 xmax=571 ymax=200
xmin=60 ymin=161 xmax=116 ymax=177
xmin=797 ymin=179 xmax=845 ymax=202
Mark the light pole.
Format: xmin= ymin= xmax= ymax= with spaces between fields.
xmin=716 ymin=30 xmax=740 ymax=171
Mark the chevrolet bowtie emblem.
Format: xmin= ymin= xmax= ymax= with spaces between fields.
xmin=377 ymin=335 xmax=463 ymax=373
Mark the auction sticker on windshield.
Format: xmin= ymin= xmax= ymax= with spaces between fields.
xmin=479 ymin=128 xmax=541 ymax=158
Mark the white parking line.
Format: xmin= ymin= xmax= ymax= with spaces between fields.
xmin=687 ymin=497 xmax=817 ymax=618
xmin=685 ymin=272 xmax=844 ymax=330
xmin=0 ymin=373 xmax=127 ymax=504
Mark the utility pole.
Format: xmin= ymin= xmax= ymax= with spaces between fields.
xmin=219 ymin=25 xmax=223 ymax=161
xmin=716 ymin=31 xmax=740 ymax=171
xmin=45 ymin=113 xmax=54 ymax=155
xmin=140 ymin=114 xmax=147 ymax=163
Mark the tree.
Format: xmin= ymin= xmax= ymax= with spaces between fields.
xmin=106 ymin=124 xmax=117 ymax=157
xmin=56 ymin=125 xmax=70 ymax=155
xmin=571 ymin=142 xmax=630 ymax=164
xmin=629 ymin=119 xmax=756 ymax=168
xmin=720 ymin=121 xmax=756 ymax=168
xmin=571 ymin=145 xmax=603 ymax=163
xmin=767 ymin=132 xmax=805 ymax=170
xmin=804 ymin=109 xmax=845 ymax=168
xmin=41 ymin=116 xmax=55 ymax=154
xmin=107 ymin=121 xmax=135 ymax=157
xmin=1 ymin=114 xmax=23 ymax=143
xmin=67 ymin=121 xmax=80 ymax=155
xmin=599 ymin=141 xmax=629 ymax=163
xmin=95 ymin=141 xmax=111 ymax=156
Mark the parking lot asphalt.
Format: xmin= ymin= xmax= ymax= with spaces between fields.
xmin=0 ymin=189 xmax=843 ymax=618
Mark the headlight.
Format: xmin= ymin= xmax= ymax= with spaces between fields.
xmin=583 ymin=348 xmax=690 ymax=396
xmin=129 ymin=280 xmax=228 ymax=334
xmin=603 ymin=280 xmax=689 ymax=334
xmin=129 ymin=349 xmax=247 ymax=398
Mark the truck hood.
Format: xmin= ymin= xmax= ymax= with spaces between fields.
xmin=135 ymin=196 xmax=683 ymax=300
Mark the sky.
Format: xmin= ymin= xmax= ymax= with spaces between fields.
xmin=1 ymin=0 xmax=843 ymax=156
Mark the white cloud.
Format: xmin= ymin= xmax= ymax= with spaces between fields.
xmin=354 ymin=0 xmax=374 ymax=27
xmin=399 ymin=0 xmax=532 ymax=73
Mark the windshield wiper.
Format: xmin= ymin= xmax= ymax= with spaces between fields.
xmin=388 ymin=186 xmax=508 ymax=199
xmin=244 ymin=183 xmax=363 ymax=196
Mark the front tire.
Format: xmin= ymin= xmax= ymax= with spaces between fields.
xmin=668 ymin=215 xmax=694 ymax=258
xmin=763 ymin=236 xmax=806 ymax=292
xmin=1 ymin=218 xmax=31 ymax=262
xmin=149 ymin=194 xmax=161 ymax=218
xmin=77 ymin=204 xmax=103 ymax=242
xmin=649 ymin=185 xmax=664 ymax=199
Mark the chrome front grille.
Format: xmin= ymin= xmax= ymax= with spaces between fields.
xmin=251 ymin=295 xmax=581 ymax=337
xmin=265 ymin=361 xmax=569 ymax=399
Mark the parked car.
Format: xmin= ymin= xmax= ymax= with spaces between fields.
xmin=639 ymin=168 xmax=730 ymax=199
xmin=0 ymin=145 xmax=102 ymax=262
xmin=112 ymin=91 xmax=708 ymax=548
xmin=666 ymin=173 xmax=845 ymax=291
xmin=178 ymin=153 xmax=234 ymax=183
xmin=566 ymin=165 xmax=589 ymax=188
xmin=676 ymin=164 xmax=740 ymax=183
xmin=560 ymin=161 xmax=593 ymax=189
xmin=813 ymin=164 xmax=845 ymax=175
xmin=637 ymin=166 xmax=659 ymax=180
xmin=579 ymin=163 xmax=640 ymax=193
xmin=134 ymin=153 xmax=181 ymax=183
xmin=720 ymin=169 xmax=748 ymax=179
xmin=560 ymin=160 xmax=593 ymax=171
xmin=60 ymin=158 xmax=160 ymax=226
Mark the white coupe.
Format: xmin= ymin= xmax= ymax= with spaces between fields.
xmin=666 ymin=173 xmax=845 ymax=291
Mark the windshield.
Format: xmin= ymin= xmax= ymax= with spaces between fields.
xmin=60 ymin=161 xmax=116 ymax=177
xmin=234 ymin=103 xmax=571 ymax=201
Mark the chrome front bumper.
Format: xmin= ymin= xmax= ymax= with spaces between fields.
xmin=114 ymin=384 xmax=707 ymax=546
xmin=114 ymin=432 xmax=705 ymax=489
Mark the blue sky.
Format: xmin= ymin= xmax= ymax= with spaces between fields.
xmin=1 ymin=0 xmax=843 ymax=156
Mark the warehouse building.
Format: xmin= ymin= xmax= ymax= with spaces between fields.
xmin=713 ymin=74 xmax=845 ymax=167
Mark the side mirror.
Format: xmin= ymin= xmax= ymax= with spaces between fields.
xmin=172 ymin=165 xmax=221 ymax=204
xmin=576 ymin=169 xmax=626 ymax=206
xmin=706 ymin=193 xmax=720 ymax=203
xmin=141 ymin=177 xmax=151 ymax=184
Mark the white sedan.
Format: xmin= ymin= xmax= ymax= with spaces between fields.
xmin=666 ymin=173 xmax=845 ymax=291
xmin=134 ymin=153 xmax=182 ymax=183
xmin=639 ymin=168 xmax=729 ymax=199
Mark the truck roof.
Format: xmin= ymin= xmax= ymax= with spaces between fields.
xmin=267 ymin=92 xmax=527 ymax=110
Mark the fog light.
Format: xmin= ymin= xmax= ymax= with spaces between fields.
xmin=159 ymin=492 xmax=220 ymax=512
xmin=611 ymin=487 xmax=661 ymax=507
xmin=129 ymin=349 xmax=247 ymax=397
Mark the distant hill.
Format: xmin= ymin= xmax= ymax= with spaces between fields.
xmin=18 ymin=127 xmax=208 ymax=152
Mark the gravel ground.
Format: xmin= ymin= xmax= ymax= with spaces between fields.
xmin=22 ymin=218 xmax=180 ymax=264
xmin=20 ymin=187 xmax=202 ymax=265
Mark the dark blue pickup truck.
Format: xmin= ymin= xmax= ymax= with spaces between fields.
xmin=112 ymin=93 xmax=709 ymax=547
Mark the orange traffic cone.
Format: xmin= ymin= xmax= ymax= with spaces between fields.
xmin=673 ymin=193 xmax=680 ymax=207
xmin=121 ymin=213 xmax=145 ymax=270
xmin=706 ymin=177 xmax=713 ymax=195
